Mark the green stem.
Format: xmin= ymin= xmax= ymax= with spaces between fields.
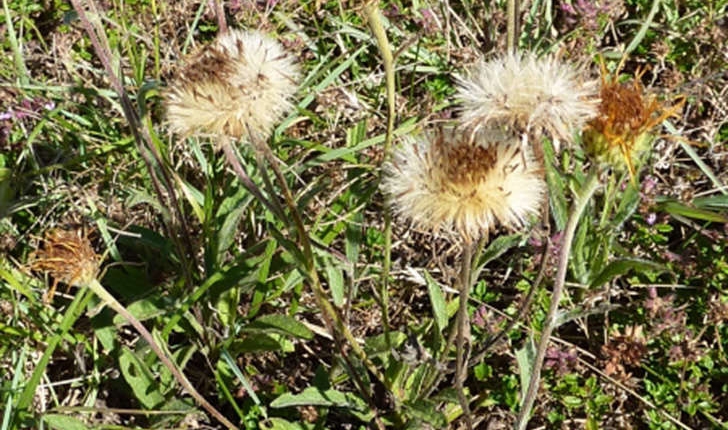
xmin=364 ymin=2 xmax=395 ymax=349
xmin=515 ymin=169 xmax=601 ymax=430
xmin=85 ymin=279 xmax=237 ymax=430
xmin=455 ymin=241 xmax=474 ymax=430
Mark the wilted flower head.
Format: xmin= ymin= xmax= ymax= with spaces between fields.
xmin=382 ymin=127 xmax=546 ymax=242
xmin=456 ymin=52 xmax=599 ymax=148
xmin=30 ymin=229 xmax=101 ymax=300
xmin=582 ymin=68 xmax=683 ymax=179
xmin=165 ymin=29 xmax=300 ymax=140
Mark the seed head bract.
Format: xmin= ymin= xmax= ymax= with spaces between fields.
xmin=165 ymin=29 xmax=300 ymax=140
xmin=382 ymin=127 xmax=546 ymax=243
xmin=456 ymin=52 xmax=599 ymax=148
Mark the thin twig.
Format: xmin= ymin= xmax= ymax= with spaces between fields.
xmin=515 ymin=170 xmax=601 ymax=430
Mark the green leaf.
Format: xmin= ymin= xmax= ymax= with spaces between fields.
xmin=424 ymin=271 xmax=448 ymax=333
xmin=478 ymin=233 xmax=522 ymax=267
xmin=404 ymin=399 xmax=447 ymax=428
xmin=174 ymin=174 xmax=205 ymax=223
xmin=694 ymin=195 xmax=728 ymax=210
xmin=112 ymin=296 xmax=163 ymax=326
xmin=118 ymin=347 xmax=165 ymax=409
xmin=613 ymin=181 xmax=641 ymax=228
xmin=215 ymin=189 xmax=253 ymax=263
xmin=516 ymin=335 xmax=536 ymax=406
xmin=231 ymin=333 xmax=284 ymax=352
xmin=543 ymin=139 xmax=568 ymax=230
xmin=215 ymin=286 xmax=239 ymax=327
xmin=563 ymin=395 xmax=583 ymax=408
xmin=590 ymin=258 xmax=668 ymax=288
xmin=365 ymin=331 xmax=407 ymax=357
xmin=42 ymin=414 xmax=90 ymax=430
xmin=324 ymin=259 xmax=345 ymax=307
xmin=270 ymin=387 xmax=368 ymax=412
xmin=260 ymin=418 xmax=308 ymax=430
xmin=657 ymin=198 xmax=728 ymax=223
xmin=243 ymin=314 xmax=313 ymax=340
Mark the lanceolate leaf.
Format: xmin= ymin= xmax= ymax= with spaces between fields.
xmin=590 ymin=258 xmax=668 ymax=288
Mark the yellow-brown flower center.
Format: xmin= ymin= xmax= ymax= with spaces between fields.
xmin=432 ymin=137 xmax=498 ymax=191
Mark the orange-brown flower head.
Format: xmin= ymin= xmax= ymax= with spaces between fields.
xmin=582 ymin=71 xmax=682 ymax=179
xmin=165 ymin=29 xmax=300 ymax=140
xmin=382 ymin=127 xmax=546 ymax=243
xmin=30 ymin=229 xmax=101 ymax=299
xmin=456 ymin=52 xmax=599 ymax=148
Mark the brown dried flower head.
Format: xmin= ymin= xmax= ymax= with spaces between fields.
xmin=583 ymin=67 xmax=684 ymax=179
xmin=165 ymin=29 xmax=300 ymax=140
xmin=30 ymin=229 xmax=101 ymax=299
xmin=382 ymin=127 xmax=546 ymax=243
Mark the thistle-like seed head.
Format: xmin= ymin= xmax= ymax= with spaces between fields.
xmin=30 ymin=229 xmax=101 ymax=294
xmin=382 ymin=127 xmax=546 ymax=243
xmin=456 ymin=52 xmax=599 ymax=148
xmin=165 ymin=29 xmax=300 ymax=141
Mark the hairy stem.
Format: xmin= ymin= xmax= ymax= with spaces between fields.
xmin=86 ymin=279 xmax=237 ymax=430
xmin=506 ymin=0 xmax=519 ymax=53
xmin=515 ymin=170 xmax=601 ymax=430
xmin=364 ymin=2 xmax=395 ymax=349
xmin=455 ymin=241 xmax=474 ymax=430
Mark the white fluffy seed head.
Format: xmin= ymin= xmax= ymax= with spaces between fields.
xmin=456 ymin=52 xmax=599 ymax=149
xmin=165 ymin=29 xmax=300 ymax=140
xmin=382 ymin=127 xmax=546 ymax=243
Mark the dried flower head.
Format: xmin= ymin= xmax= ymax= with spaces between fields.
xmin=165 ymin=29 xmax=300 ymax=140
xmin=582 ymin=67 xmax=684 ymax=179
xmin=456 ymin=52 xmax=599 ymax=148
xmin=30 ymin=229 xmax=101 ymax=300
xmin=382 ymin=127 xmax=546 ymax=242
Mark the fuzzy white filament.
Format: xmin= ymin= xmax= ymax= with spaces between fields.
xmin=166 ymin=30 xmax=300 ymax=140
xmin=382 ymin=127 xmax=546 ymax=242
xmin=456 ymin=52 xmax=599 ymax=148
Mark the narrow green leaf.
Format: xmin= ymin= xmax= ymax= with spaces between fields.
xmin=478 ymin=233 xmax=522 ymax=267
xmin=270 ymin=387 xmax=367 ymax=411
xmin=243 ymin=314 xmax=313 ymax=340
xmin=694 ymin=195 xmax=728 ymax=210
xmin=174 ymin=175 xmax=205 ymax=223
xmin=324 ymin=260 xmax=345 ymax=307
xmin=17 ymin=289 xmax=93 ymax=409
xmin=543 ymin=139 xmax=568 ymax=230
xmin=657 ymin=198 xmax=728 ymax=223
xmin=424 ymin=271 xmax=448 ymax=333
xmin=41 ymin=414 xmax=90 ymax=430
xmin=516 ymin=335 xmax=536 ymax=405
xmin=590 ymin=258 xmax=668 ymax=288
xmin=219 ymin=348 xmax=266 ymax=417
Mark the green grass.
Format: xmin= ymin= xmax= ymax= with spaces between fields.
xmin=2 ymin=0 xmax=728 ymax=428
